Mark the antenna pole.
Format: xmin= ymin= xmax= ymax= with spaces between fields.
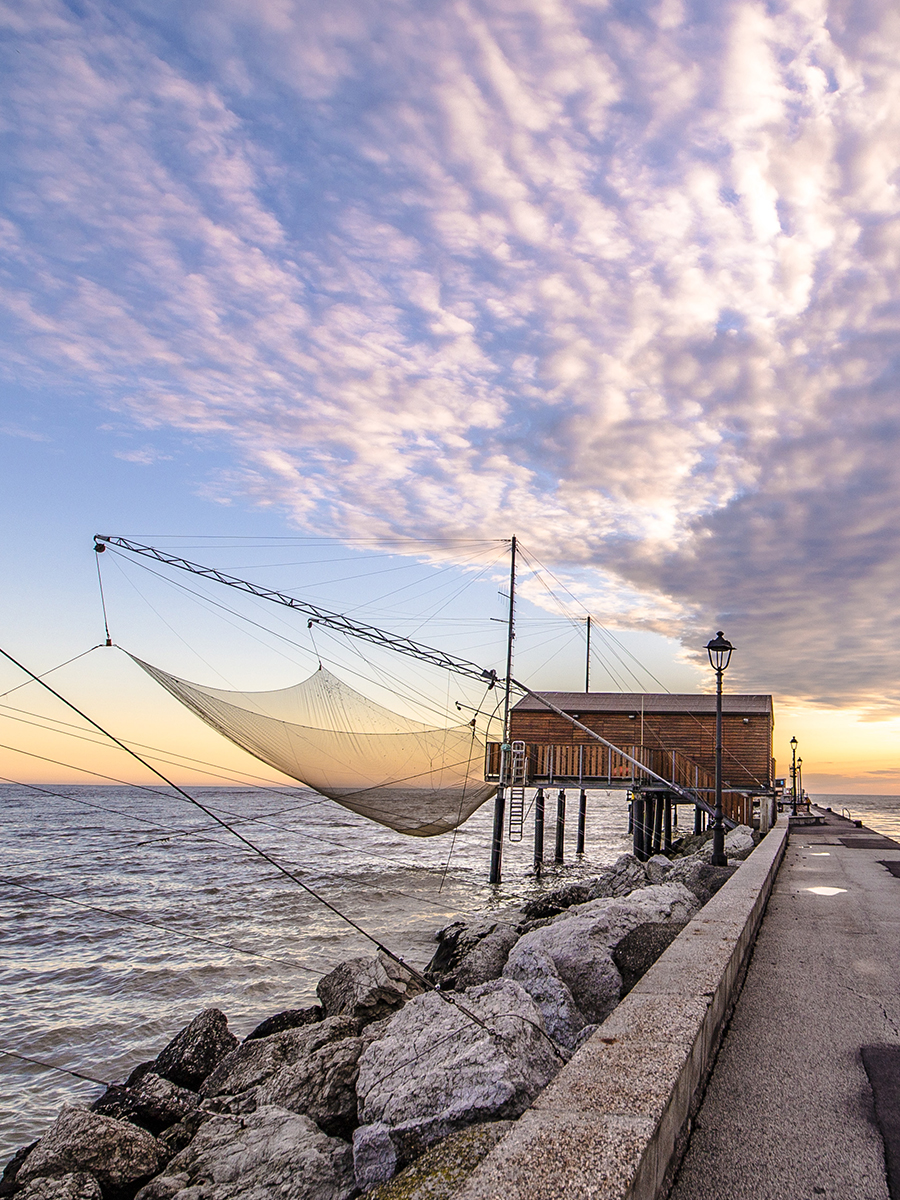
xmin=585 ymin=615 xmax=591 ymax=692
xmin=490 ymin=535 xmax=516 ymax=884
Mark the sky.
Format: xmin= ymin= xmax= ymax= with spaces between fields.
xmin=2 ymin=0 xmax=900 ymax=793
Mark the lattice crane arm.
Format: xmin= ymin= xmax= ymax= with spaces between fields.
xmin=93 ymin=535 xmax=501 ymax=688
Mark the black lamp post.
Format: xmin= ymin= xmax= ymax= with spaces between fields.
xmin=790 ymin=736 xmax=798 ymax=816
xmin=706 ymin=631 xmax=734 ymax=868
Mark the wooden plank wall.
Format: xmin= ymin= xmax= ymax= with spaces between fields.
xmin=508 ymin=710 xmax=773 ymax=787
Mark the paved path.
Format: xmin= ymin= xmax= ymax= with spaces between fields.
xmin=670 ymin=809 xmax=900 ymax=1200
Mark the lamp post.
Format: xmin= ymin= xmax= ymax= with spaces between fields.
xmin=790 ymin=736 xmax=798 ymax=816
xmin=797 ymin=757 xmax=803 ymax=810
xmin=706 ymin=631 xmax=734 ymax=868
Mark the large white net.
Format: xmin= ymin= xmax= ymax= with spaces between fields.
xmin=133 ymin=656 xmax=495 ymax=836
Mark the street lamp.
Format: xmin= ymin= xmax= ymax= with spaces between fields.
xmin=797 ymin=757 xmax=803 ymax=810
xmin=706 ymin=631 xmax=734 ymax=868
xmin=790 ymin=736 xmax=798 ymax=816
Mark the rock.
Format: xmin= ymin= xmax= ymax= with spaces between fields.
xmin=669 ymin=830 xmax=713 ymax=858
xmin=18 ymin=1107 xmax=160 ymax=1194
xmin=352 ymin=1123 xmax=397 ymax=1191
xmin=502 ymin=940 xmax=586 ymax=1049
xmin=258 ymin=1033 xmax=365 ymax=1139
xmin=91 ymin=1072 xmax=199 ymax=1135
xmin=724 ymin=824 xmax=757 ymax=860
xmin=356 ymin=978 xmax=561 ymax=1163
xmin=156 ymin=1110 xmax=211 ymax=1162
xmin=505 ymin=882 xmax=699 ymax=1028
xmin=317 ymin=952 xmax=425 ymax=1025
xmin=520 ymin=854 xmax=648 ymax=920
xmin=134 ymin=1105 xmax=355 ymax=1200
xmin=366 ymin=1121 xmax=514 ymax=1200
xmin=153 ymin=1009 xmax=238 ymax=1091
xmin=17 ymin=1174 xmax=102 ymax=1200
xmin=425 ymin=917 xmax=520 ymax=990
xmin=612 ymin=921 xmax=687 ymax=993
xmin=665 ymin=858 xmax=737 ymax=905
xmin=0 ymin=1141 xmax=37 ymax=1197
xmin=645 ymin=854 xmax=673 ymax=884
xmin=200 ymin=1015 xmax=360 ymax=1100
xmin=244 ymin=1006 xmax=323 ymax=1041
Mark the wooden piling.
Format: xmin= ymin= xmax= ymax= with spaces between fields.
xmin=555 ymin=789 xmax=566 ymax=863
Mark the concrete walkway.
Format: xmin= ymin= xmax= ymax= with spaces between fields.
xmin=670 ymin=809 xmax=900 ymax=1200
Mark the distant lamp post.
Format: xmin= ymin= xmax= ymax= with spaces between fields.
xmin=706 ymin=631 xmax=734 ymax=868
xmin=790 ymin=736 xmax=799 ymax=816
xmin=797 ymin=756 xmax=803 ymax=810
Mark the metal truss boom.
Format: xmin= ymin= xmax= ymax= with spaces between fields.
xmin=93 ymin=535 xmax=500 ymax=688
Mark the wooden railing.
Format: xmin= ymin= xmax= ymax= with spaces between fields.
xmin=485 ymin=741 xmax=756 ymax=827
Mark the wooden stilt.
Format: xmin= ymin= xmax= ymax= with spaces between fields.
xmin=534 ymin=787 xmax=545 ymax=874
xmin=576 ymin=788 xmax=587 ymax=856
xmin=554 ymin=789 xmax=566 ymax=863
xmin=663 ymin=796 xmax=672 ymax=853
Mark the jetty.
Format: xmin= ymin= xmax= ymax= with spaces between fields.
xmin=456 ymin=807 xmax=900 ymax=1200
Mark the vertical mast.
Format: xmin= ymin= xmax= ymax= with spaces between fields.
xmin=502 ymin=535 xmax=517 ymax=743
xmin=585 ymin=615 xmax=591 ymax=693
xmin=489 ymin=535 xmax=516 ymax=885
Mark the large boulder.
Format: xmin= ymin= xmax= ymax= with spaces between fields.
xmin=258 ymin=1033 xmax=365 ymax=1139
xmin=17 ymin=1175 xmax=102 ymax=1200
xmin=17 ymin=1108 xmax=160 ymax=1194
xmin=665 ymin=858 xmax=737 ymax=904
xmin=505 ymin=882 xmax=699 ymax=1029
xmin=317 ymin=952 xmax=424 ymax=1025
xmin=425 ymin=917 xmax=520 ymax=990
xmin=153 ymin=1009 xmax=238 ymax=1091
xmin=692 ymin=824 xmax=756 ymax=862
xmin=91 ymin=1072 xmax=199 ymax=1135
xmin=200 ymin=1015 xmax=360 ymax=1100
xmin=364 ymin=1122 xmax=514 ymax=1199
xmin=133 ymin=1105 xmax=354 ymax=1200
xmin=501 ymin=940 xmax=586 ymax=1049
xmin=612 ymin=921 xmax=687 ymax=994
xmin=244 ymin=1007 xmax=323 ymax=1041
xmin=520 ymin=854 xmax=648 ymax=920
xmin=355 ymin=978 xmax=561 ymax=1164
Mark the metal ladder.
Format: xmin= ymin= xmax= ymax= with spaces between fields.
xmin=507 ymin=740 xmax=527 ymax=842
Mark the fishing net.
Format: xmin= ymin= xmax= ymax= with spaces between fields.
xmin=132 ymin=656 xmax=495 ymax=836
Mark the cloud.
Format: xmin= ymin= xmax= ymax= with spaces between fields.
xmin=3 ymin=0 xmax=900 ymax=708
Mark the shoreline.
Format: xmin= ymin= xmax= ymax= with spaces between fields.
xmin=2 ymin=823 xmax=760 ymax=1199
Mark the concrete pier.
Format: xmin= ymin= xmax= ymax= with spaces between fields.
xmin=458 ymin=821 xmax=789 ymax=1200
xmin=670 ymin=808 xmax=900 ymax=1200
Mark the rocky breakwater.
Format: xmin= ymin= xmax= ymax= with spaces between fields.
xmin=1 ymin=825 xmax=757 ymax=1200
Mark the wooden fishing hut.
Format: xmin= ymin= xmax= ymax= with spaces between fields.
xmin=484 ymin=691 xmax=775 ymax=863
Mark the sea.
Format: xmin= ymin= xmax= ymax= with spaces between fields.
xmin=3 ymin=786 xmax=898 ymax=1165
xmin=0 ymin=782 xmax=635 ymax=1162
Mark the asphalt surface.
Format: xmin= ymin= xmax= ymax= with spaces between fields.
xmin=670 ymin=809 xmax=900 ymax=1200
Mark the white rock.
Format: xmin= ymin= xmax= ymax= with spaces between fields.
xmin=356 ymin=978 xmax=561 ymax=1162
xmin=134 ymin=1105 xmax=354 ymax=1200
xmin=645 ymin=853 xmax=674 ymax=884
xmin=501 ymin=940 xmax=586 ymax=1048
xmin=352 ymin=1122 xmax=397 ymax=1191
xmin=505 ymin=883 xmax=699 ymax=1027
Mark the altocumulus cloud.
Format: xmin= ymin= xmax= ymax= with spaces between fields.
xmin=2 ymin=0 xmax=900 ymax=710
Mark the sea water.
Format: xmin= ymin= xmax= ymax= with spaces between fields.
xmin=0 ymin=782 xmax=634 ymax=1161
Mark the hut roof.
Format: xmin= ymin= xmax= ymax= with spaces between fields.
xmin=512 ymin=692 xmax=772 ymax=716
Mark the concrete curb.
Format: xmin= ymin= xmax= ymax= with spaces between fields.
xmin=455 ymin=821 xmax=790 ymax=1200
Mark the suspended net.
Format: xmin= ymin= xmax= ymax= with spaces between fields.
xmin=132 ymin=656 xmax=496 ymax=837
